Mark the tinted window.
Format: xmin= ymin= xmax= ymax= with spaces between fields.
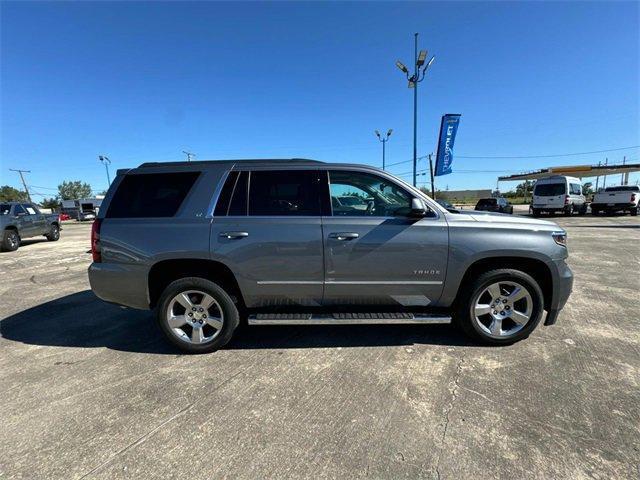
xmin=106 ymin=172 xmax=200 ymax=218
xmin=534 ymin=183 xmax=566 ymax=196
xmin=13 ymin=204 xmax=26 ymax=215
xmin=604 ymin=186 xmax=639 ymax=192
xmin=228 ymin=171 xmax=248 ymax=216
xmin=0 ymin=204 xmax=10 ymax=215
xmin=214 ymin=171 xmax=239 ymax=216
xmin=476 ymin=199 xmax=497 ymax=207
xmin=22 ymin=204 xmax=38 ymax=215
xmin=249 ymin=170 xmax=321 ymax=216
xmin=329 ymin=170 xmax=412 ymax=217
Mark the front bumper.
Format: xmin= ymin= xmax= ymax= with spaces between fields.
xmin=544 ymin=259 xmax=574 ymax=326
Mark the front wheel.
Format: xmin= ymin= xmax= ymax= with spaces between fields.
xmin=46 ymin=224 xmax=60 ymax=241
xmin=1 ymin=229 xmax=20 ymax=252
xmin=455 ymin=269 xmax=544 ymax=345
xmin=532 ymin=208 xmax=540 ymax=218
xmin=156 ymin=277 xmax=239 ymax=353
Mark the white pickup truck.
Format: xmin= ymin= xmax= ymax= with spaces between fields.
xmin=591 ymin=185 xmax=639 ymax=216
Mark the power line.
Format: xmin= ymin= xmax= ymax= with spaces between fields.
xmin=456 ymin=145 xmax=639 ymax=160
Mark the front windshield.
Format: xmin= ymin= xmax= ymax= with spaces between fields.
xmin=0 ymin=204 xmax=11 ymax=215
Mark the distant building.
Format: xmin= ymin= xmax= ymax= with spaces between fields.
xmin=436 ymin=189 xmax=492 ymax=204
xmin=60 ymin=197 xmax=103 ymax=220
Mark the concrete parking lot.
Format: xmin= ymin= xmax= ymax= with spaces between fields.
xmin=1 ymin=216 xmax=639 ymax=479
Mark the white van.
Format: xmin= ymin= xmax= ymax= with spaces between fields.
xmin=531 ymin=175 xmax=586 ymax=217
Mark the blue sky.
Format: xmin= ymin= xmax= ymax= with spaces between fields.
xmin=1 ymin=1 xmax=639 ymax=198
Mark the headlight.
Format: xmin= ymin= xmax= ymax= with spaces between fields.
xmin=552 ymin=231 xmax=567 ymax=247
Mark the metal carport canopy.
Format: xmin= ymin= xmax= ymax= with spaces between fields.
xmin=498 ymin=163 xmax=640 ymax=181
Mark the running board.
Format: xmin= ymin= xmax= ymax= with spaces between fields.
xmin=248 ymin=312 xmax=451 ymax=325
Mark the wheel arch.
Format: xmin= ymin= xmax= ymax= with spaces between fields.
xmin=454 ymin=256 xmax=553 ymax=311
xmin=148 ymin=258 xmax=245 ymax=310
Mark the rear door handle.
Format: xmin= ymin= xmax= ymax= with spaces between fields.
xmin=219 ymin=231 xmax=249 ymax=239
xmin=329 ymin=232 xmax=359 ymax=241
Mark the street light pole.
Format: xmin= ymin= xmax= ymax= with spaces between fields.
xmin=374 ymin=129 xmax=393 ymax=170
xmin=396 ymin=33 xmax=435 ymax=186
xmin=98 ymin=155 xmax=111 ymax=186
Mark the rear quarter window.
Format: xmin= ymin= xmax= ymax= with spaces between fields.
xmin=106 ymin=172 xmax=200 ymax=218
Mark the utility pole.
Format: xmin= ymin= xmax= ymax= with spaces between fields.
xmin=621 ymin=156 xmax=626 ymax=185
xmin=395 ymin=33 xmax=435 ymax=186
xmin=595 ymin=161 xmax=601 ymax=191
xmin=9 ymin=169 xmax=32 ymax=202
xmin=374 ymin=129 xmax=393 ymax=170
xmin=602 ymin=158 xmax=608 ymax=189
xmin=428 ymin=153 xmax=436 ymax=198
xmin=98 ymin=155 xmax=112 ymax=186
xmin=183 ymin=151 xmax=195 ymax=162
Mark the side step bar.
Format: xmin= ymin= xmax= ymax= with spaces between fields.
xmin=248 ymin=312 xmax=451 ymax=325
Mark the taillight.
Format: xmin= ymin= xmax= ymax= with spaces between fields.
xmin=564 ymin=195 xmax=570 ymax=205
xmin=91 ymin=219 xmax=102 ymax=263
xmin=632 ymin=194 xmax=636 ymax=202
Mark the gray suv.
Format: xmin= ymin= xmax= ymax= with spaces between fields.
xmin=89 ymin=159 xmax=573 ymax=353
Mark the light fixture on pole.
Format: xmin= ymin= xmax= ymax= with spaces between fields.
xmin=395 ymin=32 xmax=435 ymax=186
xmin=374 ymin=129 xmax=393 ymax=170
xmin=183 ymin=151 xmax=195 ymax=162
xmin=98 ymin=155 xmax=111 ymax=185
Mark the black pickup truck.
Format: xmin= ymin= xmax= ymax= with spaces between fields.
xmin=0 ymin=202 xmax=61 ymax=251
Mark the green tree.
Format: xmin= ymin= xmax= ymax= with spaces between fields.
xmin=0 ymin=185 xmax=29 ymax=202
xmin=58 ymin=180 xmax=92 ymax=200
xmin=40 ymin=197 xmax=61 ymax=210
xmin=582 ymin=182 xmax=593 ymax=196
xmin=515 ymin=180 xmax=534 ymax=197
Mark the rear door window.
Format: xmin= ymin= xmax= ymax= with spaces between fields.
xmin=106 ymin=172 xmax=200 ymax=218
xmin=248 ymin=170 xmax=321 ymax=216
xmin=214 ymin=171 xmax=239 ymax=216
xmin=534 ymin=183 xmax=566 ymax=196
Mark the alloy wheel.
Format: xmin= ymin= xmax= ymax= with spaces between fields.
xmin=472 ymin=281 xmax=533 ymax=339
xmin=165 ymin=290 xmax=224 ymax=344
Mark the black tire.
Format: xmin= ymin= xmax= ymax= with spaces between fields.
xmin=509 ymin=207 xmax=514 ymax=215
xmin=578 ymin=204 xmax=587 ymax=216
xmin=591 ymin=207 xmax=599 ymax=216
xmin=1 ymin=229 xmax=20 ymax=252
xmin=454 ymin=269 xmax=544 ymax=345
xmin=532 ymin=208 xmax=540 ymax=218
xmin=631 ymin=207 xmax=638 ymax=216
xmin=156 ymin=277 xmax=239 ymax=353
xmin=564 ymin=204 xmax=573 ymax=216
xmin=46 ymin=224 xmax=60 ymax=241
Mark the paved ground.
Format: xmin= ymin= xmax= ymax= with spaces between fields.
xmin=1 ymin=216 xmax=639 ymax=479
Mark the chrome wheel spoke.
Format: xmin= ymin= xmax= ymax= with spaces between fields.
xmin=511 ymin=310 xmax=530 ymax=325
xmin=168 ymin=315 xmax=187 ymax=328
xmin=509 ymin=287 xmax=527 ymax=303
xmin=205 ymin=316 xmax=223 ymax=330
xmin=489 ymin=318 xmax=502 ymax=335
xmin=475 ymin=304 xmax=492 ymax=316
xmin=200 ymin=294 xmax=216 ymax=310
xmin=176 ymin=293 xmax=195 ymax=310
xmin=487 ymin=283 xmax=501 ymax=301
xmin=191 ymin=326 xmax=205 ymax=343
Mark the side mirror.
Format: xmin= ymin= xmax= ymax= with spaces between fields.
xmin=410 ymin=197 xmax=427 ymax=217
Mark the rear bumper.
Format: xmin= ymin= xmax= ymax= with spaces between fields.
xmin=544 ymin=259 xmax=573 ymax=326
xmin=591 ymin=202 xmax=636 ymax=210
xmin=88 ymin=263 xmax=150 ymax=310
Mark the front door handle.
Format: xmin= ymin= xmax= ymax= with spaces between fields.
xmin=219 ymin=231 xmax=249 ymax=239
xmin=329 ymin=232 xmax=359 ymax=241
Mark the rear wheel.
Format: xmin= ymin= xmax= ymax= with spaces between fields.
xmin=455 ymin=269 xmax=544 ymax=345
xmin=1 ymin=229 xmax=20 ymax=252
xmin=631 ymin=207 xmax=638 ymax=216
xmin=46 ymin=224 xmax=60 ymax=241
xmin=591 ymin=207 xmax=599 ymax=215
xmin=564 ymin=204 xmax=574 ymax=216
xmin=156 ymin=277 xmax=239 ymax=353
